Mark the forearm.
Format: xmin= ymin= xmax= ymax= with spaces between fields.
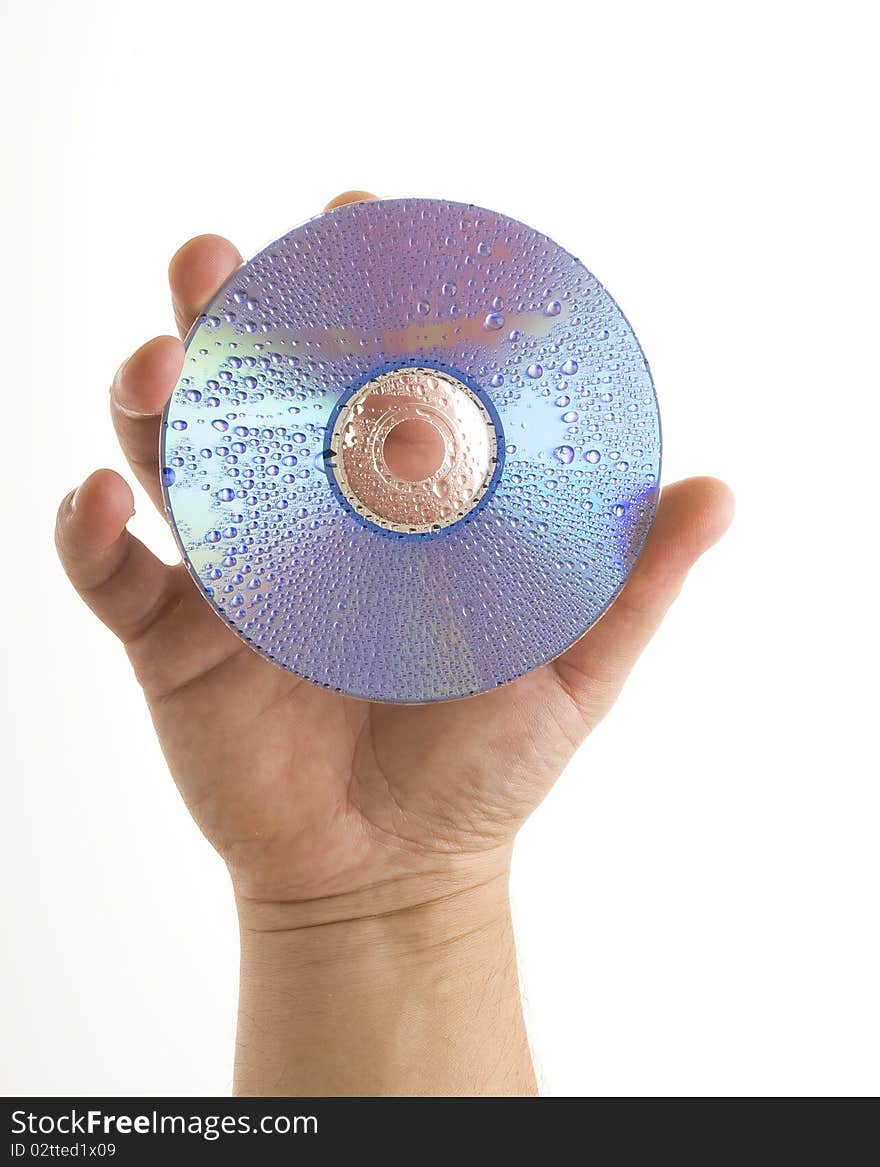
xmin=233 ymin=871 xmax=536 ymax=1097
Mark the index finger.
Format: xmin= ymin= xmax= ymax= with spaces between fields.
xmin=169 ymin=234 xmax=244 ymax=339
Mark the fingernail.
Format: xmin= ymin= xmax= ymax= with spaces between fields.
xmin=112 ymin=357 xmax=153 ymax=419
xmin=69 ymin=485 xmax=82 ymax=514
xmin=114 ymin=400 xmax=155 ymax=420
xmin=112 ymin=356 xmax=129 ymax=392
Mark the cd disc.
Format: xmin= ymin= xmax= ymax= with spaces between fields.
xmin=161 ymin=198 xmax=661 ymax=702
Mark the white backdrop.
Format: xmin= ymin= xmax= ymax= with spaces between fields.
xmin=3 ymin=0 xmax=877 ymax=1096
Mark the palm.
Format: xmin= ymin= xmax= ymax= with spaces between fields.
xmin=133 ymin=569 xmax=580 ymax=902
xmin=56 ymin=210 xmax=731 ymax=909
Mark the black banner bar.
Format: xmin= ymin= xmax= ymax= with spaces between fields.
xmin=2 ymin=1097 xmax=877 ymax=1164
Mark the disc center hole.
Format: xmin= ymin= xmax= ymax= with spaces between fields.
xmin=382 ymin=418 xmax=446 ymax=482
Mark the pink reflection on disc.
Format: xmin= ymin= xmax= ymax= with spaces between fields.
xmin=330 ymin=367 xmax=497 ymax=533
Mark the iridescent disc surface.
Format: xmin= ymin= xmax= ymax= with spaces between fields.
xmin=161 ymin=198 xmax=661 ymax=703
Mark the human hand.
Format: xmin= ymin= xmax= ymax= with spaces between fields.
xmin=55 ymin=192 xmax=733 ymax=1094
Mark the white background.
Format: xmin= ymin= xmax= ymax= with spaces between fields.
xmin=3 ymin=0 xmax=878 ymax=1096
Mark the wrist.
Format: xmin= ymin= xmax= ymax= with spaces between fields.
xmin=233 ymin=855 xmax=536 ymax=1096
xmin=234 ymin=847 xmax=514 ymax=934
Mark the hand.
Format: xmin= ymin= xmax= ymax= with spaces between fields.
xmin=55 ymin=192 xmax=733 ymax=1095
xmin=56 ymin=189 xmax=732 ymax=912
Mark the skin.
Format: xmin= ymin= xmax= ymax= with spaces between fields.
xmin=55 ymin=191 xmax=734 ymax=1095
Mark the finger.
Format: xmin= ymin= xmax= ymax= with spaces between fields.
xmin=168 ymin=206 xmax=374 ymax=342
xmin=552 ymin=476 xmax=734 ymax=726
xmin=120 ymin=211 xmax=370 ymax=511
xmin=382 ymin=418 xmax=446 ymax=480
xmin=168 ymin=234 xmax=243 ymax=339
xmin=110 ymin=334 xmax=184 ymax=511
xmin=324 ymin=190 xmax=376 ymax=211
xmin=55 ymin=469 xmax=181 ymax=645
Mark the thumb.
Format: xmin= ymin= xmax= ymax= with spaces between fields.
xmin=552 ymin=476 xmax=734 ymax=727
